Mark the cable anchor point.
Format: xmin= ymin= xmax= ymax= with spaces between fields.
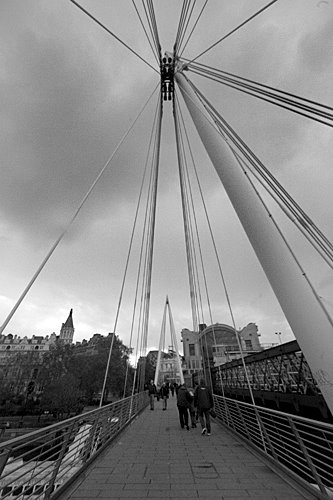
xmin=160 ymin=54 xmax=174 ymax=101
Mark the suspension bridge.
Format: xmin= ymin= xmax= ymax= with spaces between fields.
xmin=1 ymin=0 xmax=333 ymax=498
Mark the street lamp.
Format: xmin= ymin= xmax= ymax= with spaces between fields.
xmin=275 ymin=332 xmax=282 ymax=345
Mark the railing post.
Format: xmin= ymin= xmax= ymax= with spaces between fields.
xmin=129 ymin=395 xmax=133 ymax=420
xmin=253 ymin=409 xmax=279 ymax=461
xmin=0 ymin=448 xmax=10 ymax=477
xmin=288 ymin=417 xmax=328 ymax=497
xmin=44 ymin=421 xmax=76 ymax=500
xmin=235 ymin=403 xmax=252 ymax=442
xmin=84 ymin=418 xmax=100 ymax=462
xmin=223 ymin=398 xmax=233 ymax=429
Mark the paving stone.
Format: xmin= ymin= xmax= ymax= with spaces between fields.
xmin=58 ymin=398 xmax=315 ymax=500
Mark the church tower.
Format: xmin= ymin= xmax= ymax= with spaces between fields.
xmin=59 ymin=308 xmax=74 ymax=344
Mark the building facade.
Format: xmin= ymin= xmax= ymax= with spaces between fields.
xmin=59 ymin=309 xmax=75 ymax=344
xmin=140 ymin=350 xmax=184 ymax=388
xmin=199 ymin=322 xmax=262 ymax=369
xmin=181 ymin=322 xmax=262 ymax=383
xmin=0 ymin=334 xmax=57 ymax=367
xmin=0 ymin=309 xmax=75 ymax=396
xmin=181 ymin=325 xmax=204 ymax=383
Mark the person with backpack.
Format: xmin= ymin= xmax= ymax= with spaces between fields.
xmin=194 ymin=378 xmax=214 ymax=435
xmin=176 ymin=383 xmax=193 ymax=430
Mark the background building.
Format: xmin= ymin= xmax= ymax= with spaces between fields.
xmin=181 ymin=325 xmax=204 ymax=384
xmin=59 ymin=309 xmax=74 ymax=344
xmin=181 ymin=322 xmax=262 ymax=383
xmin=0 ymin=310 xmax=74 ymax=397
xmin=199 ymin=323 xmax=262 ymax=370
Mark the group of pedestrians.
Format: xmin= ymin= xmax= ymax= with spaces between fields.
xmin=147 ymin=380 xmax=174 ymax=411
xmin=176 ymin=378 xmax=214 ymax=435
xmin=146 ymin=378 xmax=214 ymax=436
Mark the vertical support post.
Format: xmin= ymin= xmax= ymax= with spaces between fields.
xmin=175 ymin=71 xmax=333 ymax=416
xmin=154 ymin=300 xmax=167 ymax=387
xmin=167 ymin=297 xmax=184 ymax=385
xmin=0 ymin=448 xmax=10 ymax=477
xmin=44 ymin=422 xmax=76 ymax=499
xmin=288 ymin=418 xmax=327 ymax=496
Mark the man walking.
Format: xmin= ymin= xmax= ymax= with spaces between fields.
xmin=176 ymin=383 xmax=193 ymax=430
xmin=194 ymin=378 xmax=214 ymax=435
xmin=148 ymin=380 xmax=157 ymax=410
xmin=187 ymin=383 xmax=197 ymax=428
xmin=160 ymin=382 xmax=169 ymax=410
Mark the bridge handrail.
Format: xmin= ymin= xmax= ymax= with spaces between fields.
xmin=0 ymin=391 xmax=149 ymax=499
xmin=213 ymin=394 xmax=333 ymax=499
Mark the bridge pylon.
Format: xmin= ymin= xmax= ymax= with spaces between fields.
xmin=175 ymin=69 xmax=333 ymax=416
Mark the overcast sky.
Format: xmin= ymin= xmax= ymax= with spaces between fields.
xmin=1 ymin=0 xmax=332 ymax=358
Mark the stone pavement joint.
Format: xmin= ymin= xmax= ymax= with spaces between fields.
xmin=58 ymin=396 xmax=316 ymax=500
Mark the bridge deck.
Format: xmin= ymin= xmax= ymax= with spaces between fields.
xmin=59 ymin=396 xmax=314 ymax=500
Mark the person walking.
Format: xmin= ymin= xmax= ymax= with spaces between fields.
xmin=176 ymin=383 xmax=193 ymax=430
xmin=148 ymin=380 xmax=157 ymax=410
xmin=194 ymin=378 xmax=214 ymax=435
xmin=160 ymin=382 xmax=169 ymax=410
xmin=187 ymin=384 xmax=197 ymax=428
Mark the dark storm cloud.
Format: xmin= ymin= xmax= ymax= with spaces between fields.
xmin=0 ymin=0 xmax=332 ymax=347
xmin=0 ymin=0 xmax=158 ymax=245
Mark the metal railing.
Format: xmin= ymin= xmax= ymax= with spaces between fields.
xmin=0 ymin=392 xmax=149 ymax=499
xmin=2 ymin=390 xmax=332 ymax=498
xmin=213 ymin=394 xmax=333 ymax=499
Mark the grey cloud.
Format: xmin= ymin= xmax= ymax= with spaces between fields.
xmin=0 ymin=0 xmax=332 ymax=348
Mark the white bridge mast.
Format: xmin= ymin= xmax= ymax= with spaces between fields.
xmin=175 ymin=70 xmax=333 ymax=415
xmin=154 ymin=296 xmax=184 ymax=387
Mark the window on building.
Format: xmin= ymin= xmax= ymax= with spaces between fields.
xmin=189 ymin=344 xmax=195 ymax=356
xmin=245 ymin=340 xmax=252 ymax=350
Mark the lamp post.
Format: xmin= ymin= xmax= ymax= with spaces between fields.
xmin=275 ymin=332 xmax=282 ymax=345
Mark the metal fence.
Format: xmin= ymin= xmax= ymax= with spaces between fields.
xmin=0 ymin=392 xmax=149 ymax=499
xmin=213 ymin=394 xmax=333 ymax=499
xmin=2 ymin=390 xmax=332 ymax=499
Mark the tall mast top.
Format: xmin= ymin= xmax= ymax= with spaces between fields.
xmin=160 ymin=54 xmax=174 ymax=101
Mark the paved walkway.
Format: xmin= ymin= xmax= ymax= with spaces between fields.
xmin=59 ymin=396 xmax=315 ymax=500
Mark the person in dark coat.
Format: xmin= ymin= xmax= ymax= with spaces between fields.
xmin=176 ymin=383 xmax=193 ymax=430
xmin=148 ymin=380 xmax=157 ymax=410
xmin=194 ymin=378 xmax=214 ymax=435
xmin=160 ymin=382 xmax=169 ymax=410
xmin=187 ymin=384 xmax=197 ymax=428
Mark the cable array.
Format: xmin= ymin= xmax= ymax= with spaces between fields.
xmin=174 ymin=87 xmax=258 ymax=403
xmin=4 ymin=0 xmax=331 ymax=406
xmin=139 ymin=0 xmax=162 ymax=63
xmin=69 ymin=0 xmax=158 ymax=73
xmin=187 ymin=0 xmax=279 ymax=64
xmin=135 ymin=95 xmax=163 ymax=391
xmin=182 ymin=60 xmax=333 ymax=128
xmin=179 ymin=76 xmax=333 ymax=269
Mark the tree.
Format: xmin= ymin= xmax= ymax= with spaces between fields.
xmin=40 ymin=373 xmax=81 ymax=418
xmin=95 ymin=334 xmax=135 ymax=400
xmin=3 ymin=334 xmax=136 ymax=415
xmin=0 ymin=373 xmax=15 ymax=405
xmin=36 ymin=341 xmax=74 ymax=390
xmin=68 ymin=334 xmax=135 ymax=402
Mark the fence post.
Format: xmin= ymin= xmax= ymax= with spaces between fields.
xmin=44 ymin=422 xmax=76 ymax=500
xmin=288 ymin=417 xmax=327 ymax=496
xmin=0 ymin=448 xmax=10 ymax=477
